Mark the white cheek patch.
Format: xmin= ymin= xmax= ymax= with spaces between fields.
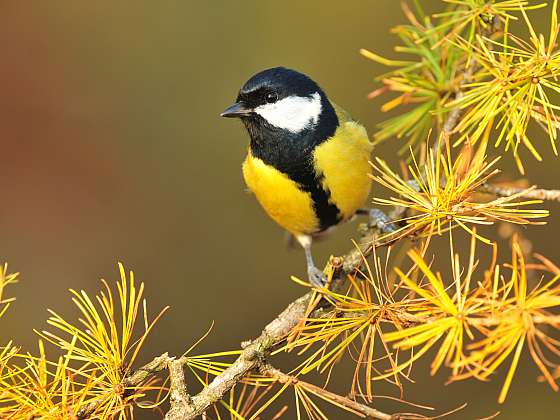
xmin=254 ymin=92 xmax=322 ymax=133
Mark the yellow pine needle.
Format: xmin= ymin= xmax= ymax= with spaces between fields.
xmin=380 ymin=234 xmax=481 ymax=379
xmin=248 ymin=381 xmax=291 ymax=420
xmin=449 ymin=1 xmax=560 ymax=169
xmin=454 ymin=238 xmax=560 ymax=402
xmin=185 ymin=351 xmax=244 ymax=380
xmin=230 ymin=368 xmax=368 ymax=420
xmin=371 ymin=137 xmax=548 ymax=244
xmin=281 ymin=250 xmax=409 ymax=402
xmin=360 ymin=48 xmax=414 ymax=67
xmin=9 ymin=263 xmax=171 ymax=418
xmin=0 ymin=337 xmax=100 ymax=419
xmin=0 ymin=262 xmax=19 ymax=319
xmin=362 ymin=5 xmax=457 ymax=150
xmin=376 ymin=230 xmax=560 ymax=402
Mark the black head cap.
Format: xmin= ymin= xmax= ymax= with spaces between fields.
xmin=221 ymin=67 xmax=339 ymax=174
xmin=236 ymin=67 xmax=323 ymax=108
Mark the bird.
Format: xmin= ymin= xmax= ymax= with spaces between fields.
xmin=221 ymin=67 xmax=379 ymax=287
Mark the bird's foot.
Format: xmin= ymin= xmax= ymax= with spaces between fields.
xmin=367 ymin=208 xmax=398 ymax=234
xmin=307 ymin=266 xmax=328 ymax=288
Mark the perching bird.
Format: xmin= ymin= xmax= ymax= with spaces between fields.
xmin=221 ymin=67 xmax=381 ymax=287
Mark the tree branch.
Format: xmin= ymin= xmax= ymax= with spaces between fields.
xmin=175 ymin=293 xmax=318 ymax=418
xmin=259 ymin=364 xmax=419 ymax=420
xmin=481 ymin=183 xmax=560 ymax=203
xmin=77 ymin=352 xmax=170 ymax=419
xmin=166 ymin=358 xmax=191 ymax=420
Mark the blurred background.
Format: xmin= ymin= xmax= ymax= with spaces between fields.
xmin=1 ymin=1 xmax=559 ymax=418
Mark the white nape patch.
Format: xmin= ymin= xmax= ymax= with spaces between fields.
xmin=254 ymin=92 xmax=322 ymax=133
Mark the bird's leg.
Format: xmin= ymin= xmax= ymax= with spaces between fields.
xmin=295 ymin=234 xmax=327 ymax=287
xmin=357 ymin=181 xmax=419 ymax=233
xmin=356 ymin=208 xmax=398 ymax=234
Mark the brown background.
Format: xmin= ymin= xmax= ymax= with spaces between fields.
xmin=1 ymin=2 xmax=559 ymax=418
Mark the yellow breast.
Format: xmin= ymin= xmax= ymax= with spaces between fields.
xmin=242 ymin=105 xmax=373 ymax=236
xmin=313 ymin=116 xmax=373 ymax=221
xmin=242 ymin=153 xmax=320 ymax=235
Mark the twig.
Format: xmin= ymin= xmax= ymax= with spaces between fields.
xmin=481 ymin=183 xmax=560 ymax=203
xmin=123 ymin=352 xmax=170 ymax=388
xmin=176 ymin=292 xmax=319 ymax=418
xmin=259 ymin=364 xmax=407 ymax=420
xmin=423 ymin=18 xmax=500 ymax=178
xmin=165 ymin=359 xmax=191 ymax=420
xmin=76 ymin=352 xmax=170 ymax=419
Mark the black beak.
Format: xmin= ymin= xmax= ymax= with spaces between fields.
xmin=220 ymin=102 xmax=253 ymax=118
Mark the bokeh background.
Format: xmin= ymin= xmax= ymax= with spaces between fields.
xmin=1 ymin=1 xmax=559 ymax=418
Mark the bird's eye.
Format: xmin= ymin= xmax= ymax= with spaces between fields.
xmin=265 ymin=92 xmax=278 ymax=103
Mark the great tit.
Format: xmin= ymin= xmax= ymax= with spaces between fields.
xmin=221 ymin=67 xmax=374 ymax=286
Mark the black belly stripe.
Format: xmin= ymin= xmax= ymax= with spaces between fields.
xmin=248 ymin=137 xmax=342 ymax=232
xmin=299 ymin=173 xmax=341 ymax=232
xmin=244 ymin=93 xmax=342 ymax=233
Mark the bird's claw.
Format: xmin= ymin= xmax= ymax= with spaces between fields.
xmin=368 ymin=208 xmax=397 ymax=234
xmin=308 ymin=266 xmax=327 ymax=288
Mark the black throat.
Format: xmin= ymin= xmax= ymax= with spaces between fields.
xmin=243 ymin=95 xmax=341 ymax=232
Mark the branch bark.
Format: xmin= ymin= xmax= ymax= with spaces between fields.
xmin=77 ymin=353 xmax=169 ymax=419
xmin=259 ymin=364 xmax=410 ymax=420
xmin=169 ymin=293 xmax=319 ymax=419
xmin=166 ymin=359 xmax=191 ymax=419
xmin=481 ymin=183 xmax=560 ymax=203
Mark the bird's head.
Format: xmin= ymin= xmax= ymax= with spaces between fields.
xmin=221 ymin=67 xmax=338 ymax=159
